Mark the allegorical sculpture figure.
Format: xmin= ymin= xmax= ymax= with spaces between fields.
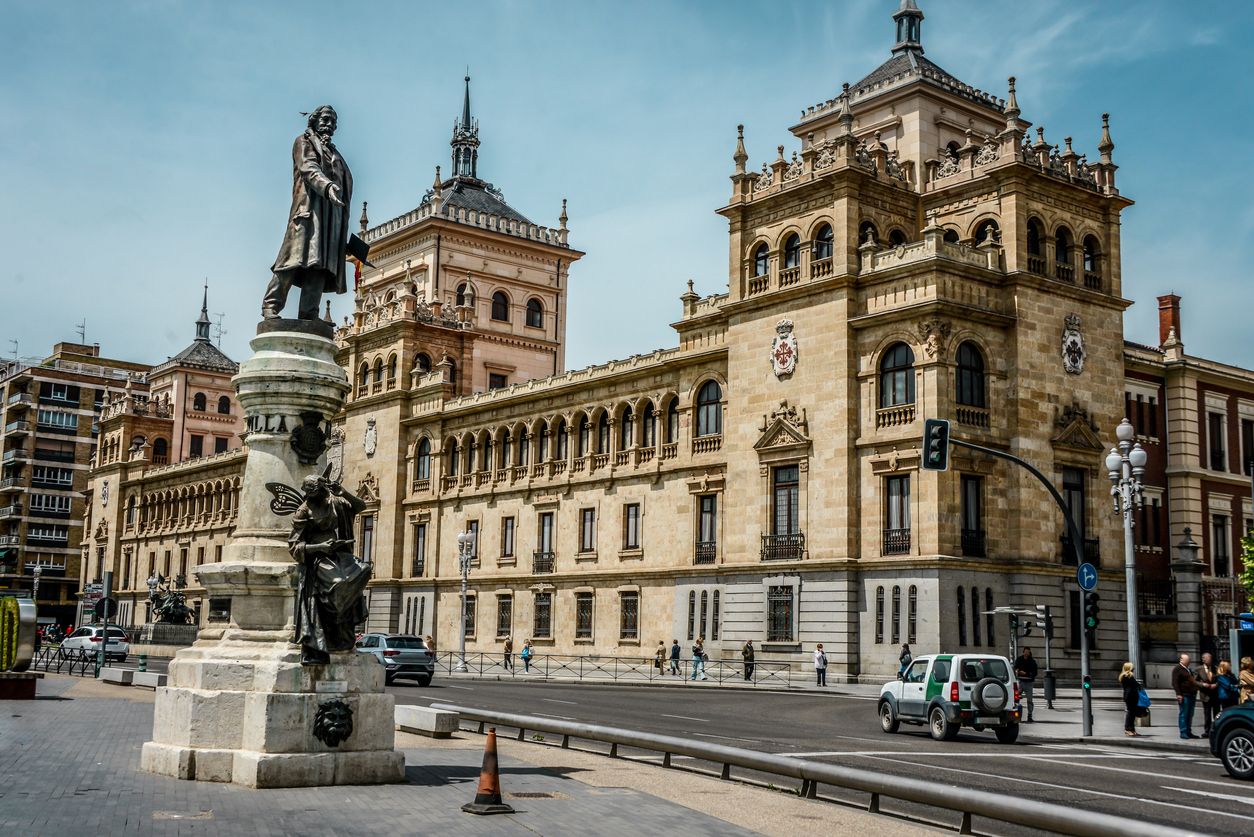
xmin=268 ymin=469 xmax=371 ymax=665
xmin=263 ymin=105 xmax=356 ymax=320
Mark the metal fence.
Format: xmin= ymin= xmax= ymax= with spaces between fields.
xmin=432 ymin=703 xmax=1193 ymax=837
xmin=432 ymin=651 xmax=799 ymax=688
xmin=28 ymin=646 xmax=100 ymax=677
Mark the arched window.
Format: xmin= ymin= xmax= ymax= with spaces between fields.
xmin=387 ymin=354 xmax=398 ymax=385
xmin=517 ymin=429 xmax=529 ymax=466
xmin=216 ymin=395 xmax=230 ymax=414
xmin=971 ymin=585 xmax=981 ymax=646
xmin=943 ymin=228 xmax=960 ymax=244
xmin=813 ymin=224 xmax=834 ymax=261
xmin=700 ymin=591 xmax=708 ymax=638
xmin=415 ymin=438 xmax=431 ymax=480
xmin=455 ymin=283 xmax=470 ymax=307
xmin=687 ymin=590 xmax=697 ymax=640
xmin=955 ymin=341 xmax=986 ymax=408
xmin=782 ymin=234 xmax=801 ymax=269
xmin=666 ymin=398 xmax=679 ymax=443
xmin=859 ymin=220 xmax=878 ymax=246
xmin=879 ymin=343 xmax=915 ymax=408
xmin=501 ymin=432 xmax=513 ymax=468
xmin=641 ymin=402 xmax=656 ymax=448
xmin=415 ymin=353 xmax=432 ymax=374
xmin=712 ymin=590 xmax=720 ymax=640
xmin=525 ymin=298 xmax=543 ymax=328
xmin=358 ymin=363 xmax=369 ymax=390
xmin=596 ymin=412 xmax=610 ymax=454
xmin=152 ymin=438 xmax=169 ymax=465
xmin=619 ymin=406 xmax=634 ymax=449
xmin=875 ymin=586 xmax=885 ymax=643
xmin=907 ymin=585 xmax=917 ymax=644
xmin=1026 ymin=218 xmax=1044 ymax=264
xmin=125 ymin=496 xmax=137 ymax=526
xmin=1055 ymin=226 xmax=1073 ymax=280
xmin=555 ymin=418 xmax=569 ymax=460
xmin=888 ymin=228 xmax=907 ymax=247
xmin=957 ymin=587 xmax=967 ymax=646
xmin=373 ymin=358 xmax=384 ymax=385
xmin=891 ymin=585 xmax=901 ymax=645
xmin=752 ymin=243 xmax=769 ymax=277
xmin=447 ymin=440 xmax=459 ymax=476
xmin=974 ymin=219 xmax=1000 ymax=245
xmin=192 ymin=392 xmax=207 ymax=411
xmin=447 ymin=359 xmax=457 ymax=385
xmin=491 ymin=291 xmax=510 ymax=321
xmin=1082 ymin=235 xmax=1101 ymax=285
xmin=695 ymin=380 xmax=722 ymax=437
xmin=577 ymin=414 xmax=591 ymax=457
xmin=535 ymin=421 xmax=548 ymax=464
xmin=474 ymin=437 xmax=485 ymax=472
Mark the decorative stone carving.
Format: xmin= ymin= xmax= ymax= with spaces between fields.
xmin=290 ymin=411 xmax=329 ymax=465
xmin=100 ymin=479 xmax=109 ymax=507
xmin=1061 ymin=313 xmax=1085 ymax=374
xmin=936 ymin=151 xmax=960 ymax=178
xmin=754 ymin=164 xmax=773 ymax=191
xmin=770 ymin=319 xmax=798 ymax=378
xmin=974 ymin=138 xmax=998 ymax=166
xmin=782 ymin=152 xmax=803 ymax=182
xmin=313 ymin=699 xmax=354 ymax=747
xmin=1053 ymin=402 xmax=1105 ymax=451
xmin=754 ymin=400 xmax=811 ymax=455
xmin=917 ymin=319 xmax=952 ymax=359
xmin=814 ymin=143 xmax=836 ymax=170
xmin=356 ymin=472 xmax=380 ymax=503
xmin=363 ymin=417 xmax=377 ymax=458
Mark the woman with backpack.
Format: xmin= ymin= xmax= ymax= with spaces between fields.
xmin=1216 ymin=660 xmax=1239 ymax=712
xmin=520 ymin=638 xmax=534 ymax=673
xmin=1119 ymin=661 xmax=1144 ymax=737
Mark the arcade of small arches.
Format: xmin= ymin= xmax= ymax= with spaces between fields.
xmin=356 ymin=350 xmax=456 ymax=397
xmin=123 ymin=477 xmax=242 ymax=533
xmin=454 ymin=283 xmax=546 ymax=329
xmin=191 ymin=392 xmax=232 ymax=415
xmin=409 ymin=380 xmax=726 ymax=490
xmin=98 ymin=434 xmax=172 ymax=467
xmin=874 ymin=337 xmax=991 ymax=430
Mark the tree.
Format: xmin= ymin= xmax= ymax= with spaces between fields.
xmin=1240 ymin=533 xmax=1254 ymax=599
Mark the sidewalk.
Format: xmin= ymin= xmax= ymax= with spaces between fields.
xmin=1017 ymin=696 xmax=1215 ymax=753
xmin=0 ymin=674 xmax=935 ymax=836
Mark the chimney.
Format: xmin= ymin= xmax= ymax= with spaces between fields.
xmin=1157 ymin=294 xmax=1181 ymax=346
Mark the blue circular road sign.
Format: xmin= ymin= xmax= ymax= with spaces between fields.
xmin=1077 ymin=563 xmax=1098 ymax=592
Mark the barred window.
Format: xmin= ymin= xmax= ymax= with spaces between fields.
xmin=907 ymin=585 xmax=917 ymax=645
xmin=620 ymin=591 xmax=639 ymax=640
xmin=575 ymin=592 xmax=594 ymax=639
xmin=957 ymin=587 xmax=967 ymax=646
xmin=891 ymin=585 xmax=901 ymax=645
xmin=687 ymin=591 xmax=696 ymax=640
xmin=767 ymin=585 xmax=794 ymax=642
xmin=699 ymin=591 xmax=708 ymax=638
xmin=534 ymin=592 xmax=552 ymax=638
xmin=875 ymin=586 xmax=885 ymax=644
xmin=496 ymin=595 xmax=512 ymax=637
xmin=711 ymin=591 xmax=720 ymax=641
xmin=464 ymin=594 xmax=477 ymax=637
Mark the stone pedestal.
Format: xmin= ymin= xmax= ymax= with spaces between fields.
xmin=141 ymin=322 xmax=404 ymax=787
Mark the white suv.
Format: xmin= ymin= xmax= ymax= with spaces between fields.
xmin=878 ymin=653 xmax=1021 ymax=744
xmin=60 ymin=625 xmax=130 ymax=663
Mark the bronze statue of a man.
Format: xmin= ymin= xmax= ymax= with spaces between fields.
xmin=263 ymin=105 xmax=353 ymax=320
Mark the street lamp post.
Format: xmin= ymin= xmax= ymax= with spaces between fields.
xmin=1105 ymin=418 xmax=1148 ymax=680
xmin=454 ymin=531 xmax=475 ymax=674
xmin=32 ymin=562 xmax=42 ymax=604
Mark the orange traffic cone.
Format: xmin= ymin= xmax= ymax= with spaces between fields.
xmin=462 ymin=727 xmax=515 ymax=815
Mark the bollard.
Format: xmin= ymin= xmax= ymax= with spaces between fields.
xmin=1043 ymin=670 xmax=1056 ymax=708
xmin=138 ymin=654 xmax=147 ymax=673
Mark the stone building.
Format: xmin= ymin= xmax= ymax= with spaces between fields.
xmin=0 ymin=342 xmax=148 ymax=626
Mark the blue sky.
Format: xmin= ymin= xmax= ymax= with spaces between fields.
xmin=1 ymin=0 xmax=1251 ymax=373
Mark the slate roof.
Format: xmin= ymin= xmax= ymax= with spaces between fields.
xmin=849 ymin=49 xmax=1003 ymax=113
xmin=153 ymin=338 xmax=238 ymax=375
xmin=425 ymin=176 xmax=532 ymax=225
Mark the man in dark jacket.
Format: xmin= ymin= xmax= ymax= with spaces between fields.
xmin=742 ymin=640 xmax=755 ymax=681
xmin=1195 ymin=652 xmax=1219 ymax=736
xmin=1172 ymin=653 xmax=1200 ymax=739
xmin=1013 ymin=647 xmax=1039 ymax=722
xmin=669 ymin=639 xmax=681 ymax=676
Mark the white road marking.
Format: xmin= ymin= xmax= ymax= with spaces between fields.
xmin=1164 ymin=786 xmax=1254 ymax=806
xmin=531 ymin=712 xmax=576 ymax=720
xmin=692 ymin=732 xmax=759 ymax=744
xmin=1020 ymin=757 xmax=1251 ymax=789
xmin=859 ymin=754 xmax=1254 ymax=823
xmin=442 ymin=684 xmax=474 ymax=691
xmin=542 ymin=698 xmax=578 ymax=705
xmin=661 ymin=713 xmax=708 ymax=723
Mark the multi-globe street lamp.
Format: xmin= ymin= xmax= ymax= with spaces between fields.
xmin=1105 ymin=418 xmax=1148 ymax=679
xmin=454 ymin=531 xmax=476 ymax=673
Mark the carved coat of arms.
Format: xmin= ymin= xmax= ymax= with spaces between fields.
xmin=364 ymin=417 xmax=377 ymax=458
xmin=1061 ymin=313 xmax=1085 ymax=375
xmin=771 ymin=319 xmax=798 ymax=378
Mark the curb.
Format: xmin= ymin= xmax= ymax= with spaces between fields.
xmin=1019 ymin=733 xmax=1212 ymax=754
xmin=438 ymin=671 xmax=850 ymax=697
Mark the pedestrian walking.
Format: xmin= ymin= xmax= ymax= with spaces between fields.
xmin=1119 ymin=662 xmax=1142 ymax=737
xmin=654 ymin=641 xmax=666 ymax=674
xmin=898 ymin=643 xmax=912 ymax=677
xmin=742 ymin=639 xmax=755 ymax=682
xmin=1216 ymin=661 xmax=1240 ymax=713
xmin=502 ymin=635 xmax=514 ymax=672
xmin=1172 ymin=653 xmax=1200 ymax=739
xmin=1239 ymin=657 xmax=1254 ymax=704
xmin=1195 ymin=652 xmax=1219 ymax=736
xmin=690 ymin=637 xmax=707 ymax=681
xmin=1013 ymin=647 xmax=1038 ymax=722
xmin=814 ymin=643 xmax=828 ymax=687
xmin=521 ymin=639 xmax=533 ymax=673
xmin=669 ymin=639 xmax=682 ymax=676
xmin=424 ymin=634 xmax=436 ymax=653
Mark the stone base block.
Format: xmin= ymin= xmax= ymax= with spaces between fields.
xmin=0 ymin=671 xmax=42 ymax=700
xmin=141 ymin=742 xmax=403 ymax=787
xmin=395 ymin=705 xmax=459 ymax=738
xmin=133 ymin=672 xmax=168 ymax=689
xmin=101 ymin=667 xmax=134 ymax=686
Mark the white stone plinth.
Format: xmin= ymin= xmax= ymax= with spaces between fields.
xmin=142 ymin=323 xmax=403 ymax=787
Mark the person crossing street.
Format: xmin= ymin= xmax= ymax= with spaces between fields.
xmin=1013 ymin=647 xmax=1038 ymax=722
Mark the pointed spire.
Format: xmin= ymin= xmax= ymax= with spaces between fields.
xmin=450 ymin=74 xmax=480 ymax=179
xmin=559 ymin=198 xmax=568 ymax=231
xmin=1004 ymin=76 xmax=1020 ymax=123
xmin=359 ymin=200 xmax=369 ymax=235
xmin=461 ymin=72 xmax=472 ymax=130
xmin=733 ymin=124 xmax=748 ymax=173
xmin=433 ymin=165 xmax=442 ymax=192
xmin=892 ymin=0 xmax=924 ymax=54
xmin=1098 ymin=112 xmax=1114 ymax=163
xmin=838 ymin=83 xmax=854 ymax=135
xmin=195 ymin=281 xmax=211 ymax=342
xmin=324 ymin=300 xmax=334 ymax=324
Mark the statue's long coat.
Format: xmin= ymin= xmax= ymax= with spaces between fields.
xmin=271 ymin=128 xmax=353 ymax=294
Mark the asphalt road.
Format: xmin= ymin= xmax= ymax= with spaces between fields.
xmin=390 ymin=678 xmax=1254 ymax=836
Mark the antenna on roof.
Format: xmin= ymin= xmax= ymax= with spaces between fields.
xmin=213 ymin=313 xmax=228 ymax=348
xmin=8 ymin=339 xmax=17 ymax=362
xmin=75 ymin=318 xmax=86 ymax=343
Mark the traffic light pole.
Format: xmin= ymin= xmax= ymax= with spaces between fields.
xmin=949 ymin=438 xmax=1093 ymax=736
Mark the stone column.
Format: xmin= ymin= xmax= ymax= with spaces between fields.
xmin=141 ymin=320 xmax=405 ymax=788
xmin=1171 ymin=528 xmax=1205 ymax=657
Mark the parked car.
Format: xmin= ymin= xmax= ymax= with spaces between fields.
xmin=878 ymin=653 xmax=1022 ymax=743
xmin=356 ymin=633 xmax=435 ymax=686
xmin=60 ymin=625 xmax=130 ymax=663
xmin=1210 ymin=703 xmax=1254 ymax=780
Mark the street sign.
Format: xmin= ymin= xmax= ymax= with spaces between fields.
xmin=1076 ymin=563 xmax=1098 ymax=592
xmin=94 ymin=596 xmax=117 ymax=620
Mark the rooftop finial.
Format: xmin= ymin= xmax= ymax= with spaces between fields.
xmin=433 ymin=165 xmax=442 ymax=192
xmin=838 ymin=83 xmax=854 ymax=135
xmin=461 ymin=71 xmax=472 ymax=130
xmin=451 ymin=75 xmax=480 ymax=179
xmin=1098 ymin=112 xmax=1114 ymax=163
xmin=733 ymin=124 xmax=748 ymax=173
xmin=195 ymin=280 xmax=211 ymax=342
xmin=892 ymin=0 xmax=924 ymax=54
xmin=559 ymin=198 xmax=568 ymax=231
xmin=1005 ymin=76 xmax=1020 ymax=121
xmin=359 ymin=200 xmax=369 ymax=235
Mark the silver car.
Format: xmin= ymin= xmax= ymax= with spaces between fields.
xmin=356 ymin=633 xmax=435 ymax=686
xmin=60 ymin=625 xmax=130 ymax=662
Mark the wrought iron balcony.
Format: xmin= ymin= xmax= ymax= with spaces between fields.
xmin=1059 ymin=535 xmax=1100 ymax=566
xmin=532 ymin=550 xmax=555 ymax=574
xmin=694 ymin=541 xmax=717 ymax=565
xmin=1136 ymin=574 xmax=1175 ymax=617
xmin=883 ymin=528 xmax=911 ymax=555
xmin=961 ymin=528 xmax=986 ymax=558
xmin=761 ymin=532 xmax=804 ymax=561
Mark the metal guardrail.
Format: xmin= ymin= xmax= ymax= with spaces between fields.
xmin=432 ymin=651 xmax=797 ymax=688
xmin=28 ymin=646 xmax=100 ymax=677
xmin=431 ymin=703 xmax=1197 ymax=837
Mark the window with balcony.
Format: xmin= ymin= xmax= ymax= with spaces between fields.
xmin=782 ymin=234 xmax=801 ymax=269
xmin=1054 ymin=226 xmax=1074 ymax=282
xmin=767 ymin=585 xmax=794 ymax=642
xmin=696 ymin=495 xmax=717 ymax=564
xmin=961 ymin=475 xmax=985 ymax=557
xmin=525 ymin=298 xmax=543 ymax=328
xmin=620 ymin=407 xmax=634 ymax=450
xmin=620 ymin=591 xmax=639 ymax=640
xmin=1061 ymin=466 xmax=1088 ymax=565
xmin=1209 ymin=412 xmax=1228 ymax=471
xmin=752 ymin=243 xmax=769 ymax=277
xmin=1082 ymin=235 xmax=1102 ymax=289
xmin=763 ymin=465 xmax=803 ymax=560
xmin=622 ymin=503 xmax=640 ymax=550
xmin=578 ymin=415 xmax=591 ymax=456
xmin=579 ymin=508 xmax=596 ymax=553
xmin=883 ymin=474 xmax=911 ymax=555
xmin=189 ymin=434 xmax=204 ymax=459
xmin=415 ymin=352 xmax=432 ymax=375
xmin=878 ymin=343 xmax=915 ymax=410
xmin=446 ymin=440 xmax=459 ymax=477
xmin=1026 ymin=218 xmax=1045 ymax=274
xmin=812 ymin=224 xmax=833 ymax=261
xmin=555 ymin=419 xmax=569 ymax=460
xmin=533 ymin=592 xmax=552 ymax=638
xmin=641 ymin=402 xmax=656 ymax=448
xmin=575 ymin=592 xmax=594 ymax=639
xmin=415 ymin=438 xmax=431 ymax=481
xmin=666 ymin=399 xmax=679 ymax=444
xmin=955 ymin=342 xmax=987 ymax=409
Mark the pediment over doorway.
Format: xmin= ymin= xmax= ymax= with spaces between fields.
xmin=1052 ymin=402 xmax=1105 ymax=452
xmin=754 ymin=400 xmax=811 ymax=455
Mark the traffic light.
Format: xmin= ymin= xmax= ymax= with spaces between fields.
xmin=1009 ymin=613 xmax=1019 ymax=635
xmin=1035 ymin=604 xmax=1054 ymax=639
xmin=922 ymin=418 xmax=951 ymax=471
xmin=1084 ymin=592 xmax=1100 ymax=645
xmin=1082 ymin=674 xmax=1091 ymax=691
